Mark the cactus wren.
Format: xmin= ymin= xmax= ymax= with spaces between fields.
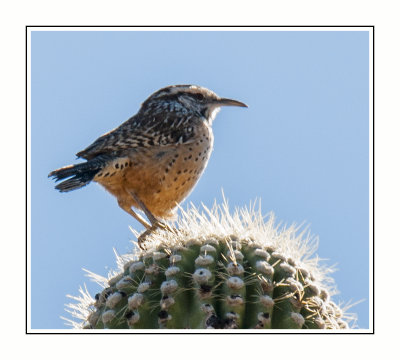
xmin=49 ymin=85 xmax=247 ymax=247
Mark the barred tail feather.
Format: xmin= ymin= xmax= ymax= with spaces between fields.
xmin=49 ymin=162 xmax=102 ymax=192
xmin=54 ymin=170 xmax=99 ymax=192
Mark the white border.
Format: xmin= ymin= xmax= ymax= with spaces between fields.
xmin=27 ymin=26 xmax=374 ymax=333
xmin=28 ymin=26 xmax=371 ymax=32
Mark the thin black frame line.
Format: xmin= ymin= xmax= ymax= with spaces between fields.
xmin=372 ymin=26 xmax=375 ymax=333
xmin=25 ymin=25 xmax=28 ymax=335
xmin=26 ymin=25 xmax=374 ymax=28
xmin=26 ymin=25 xmax=374 ymax=335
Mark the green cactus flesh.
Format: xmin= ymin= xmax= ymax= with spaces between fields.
xmin=87 ymin=238 xmax=347 ymax=329
xmin=66 ymin=203 xmax=352 ymax=329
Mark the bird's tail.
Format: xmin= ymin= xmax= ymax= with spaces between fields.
xmin=48 ymin=158 xmax=106 ymax=192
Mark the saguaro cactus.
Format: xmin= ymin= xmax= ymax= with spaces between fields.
xmin=64 ymin=202 xmax=354 ymax=329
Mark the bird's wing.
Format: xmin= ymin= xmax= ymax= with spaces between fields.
xmin=76 ymin=112 xmax=198 ymax=160
xmin=76 ymin=124 xmax=136 ymax=160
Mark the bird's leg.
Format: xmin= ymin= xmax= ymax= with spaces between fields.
xmin=129 ymin=191 xmax=174 ymax=231
xmin=128 ymin=191 xmax=176 ymax=249
xmin=128 ymin=191 xmax=159 ymax=225
xmin=117 ymin=199 xmax=152 ymax=230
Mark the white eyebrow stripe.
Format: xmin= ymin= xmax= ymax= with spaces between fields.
xmin=166 ymin=85 xmax=198 ymax=96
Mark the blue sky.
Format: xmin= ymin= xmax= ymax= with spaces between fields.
xmin=30 ymin=29 xmax=370 ymax=329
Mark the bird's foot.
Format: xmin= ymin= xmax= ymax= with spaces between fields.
xmin=153 ymin=220 xmax=175 ymax=233
xmin=137 ymin=220 xmax=176 ymax=250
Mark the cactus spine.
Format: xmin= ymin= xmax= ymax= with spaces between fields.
xmin=65 ymin=202 xmax=354 ymax=329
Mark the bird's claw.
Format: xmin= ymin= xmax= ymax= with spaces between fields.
xmin=137 ymin=221 xmax=176 ymax=250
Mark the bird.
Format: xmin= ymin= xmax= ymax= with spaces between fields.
xmin=49 ymin=84 xmax=248 ymax=247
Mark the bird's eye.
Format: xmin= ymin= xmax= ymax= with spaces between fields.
xmin=194 ymin=93 xmax=205 ymax=101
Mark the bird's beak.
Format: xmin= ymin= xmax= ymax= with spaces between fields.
xmin=215 ymin=98 xmax=248 ymax=108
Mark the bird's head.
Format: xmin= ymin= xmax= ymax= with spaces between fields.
xmin=140 ymin=85 xmax=247 ymax=123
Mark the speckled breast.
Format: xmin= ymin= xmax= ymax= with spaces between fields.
xmin=95 ymin=121 xmax=214 ymax=219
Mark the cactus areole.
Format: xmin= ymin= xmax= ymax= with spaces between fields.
xmin=64 ymin=202 xmax=353 ymax=330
